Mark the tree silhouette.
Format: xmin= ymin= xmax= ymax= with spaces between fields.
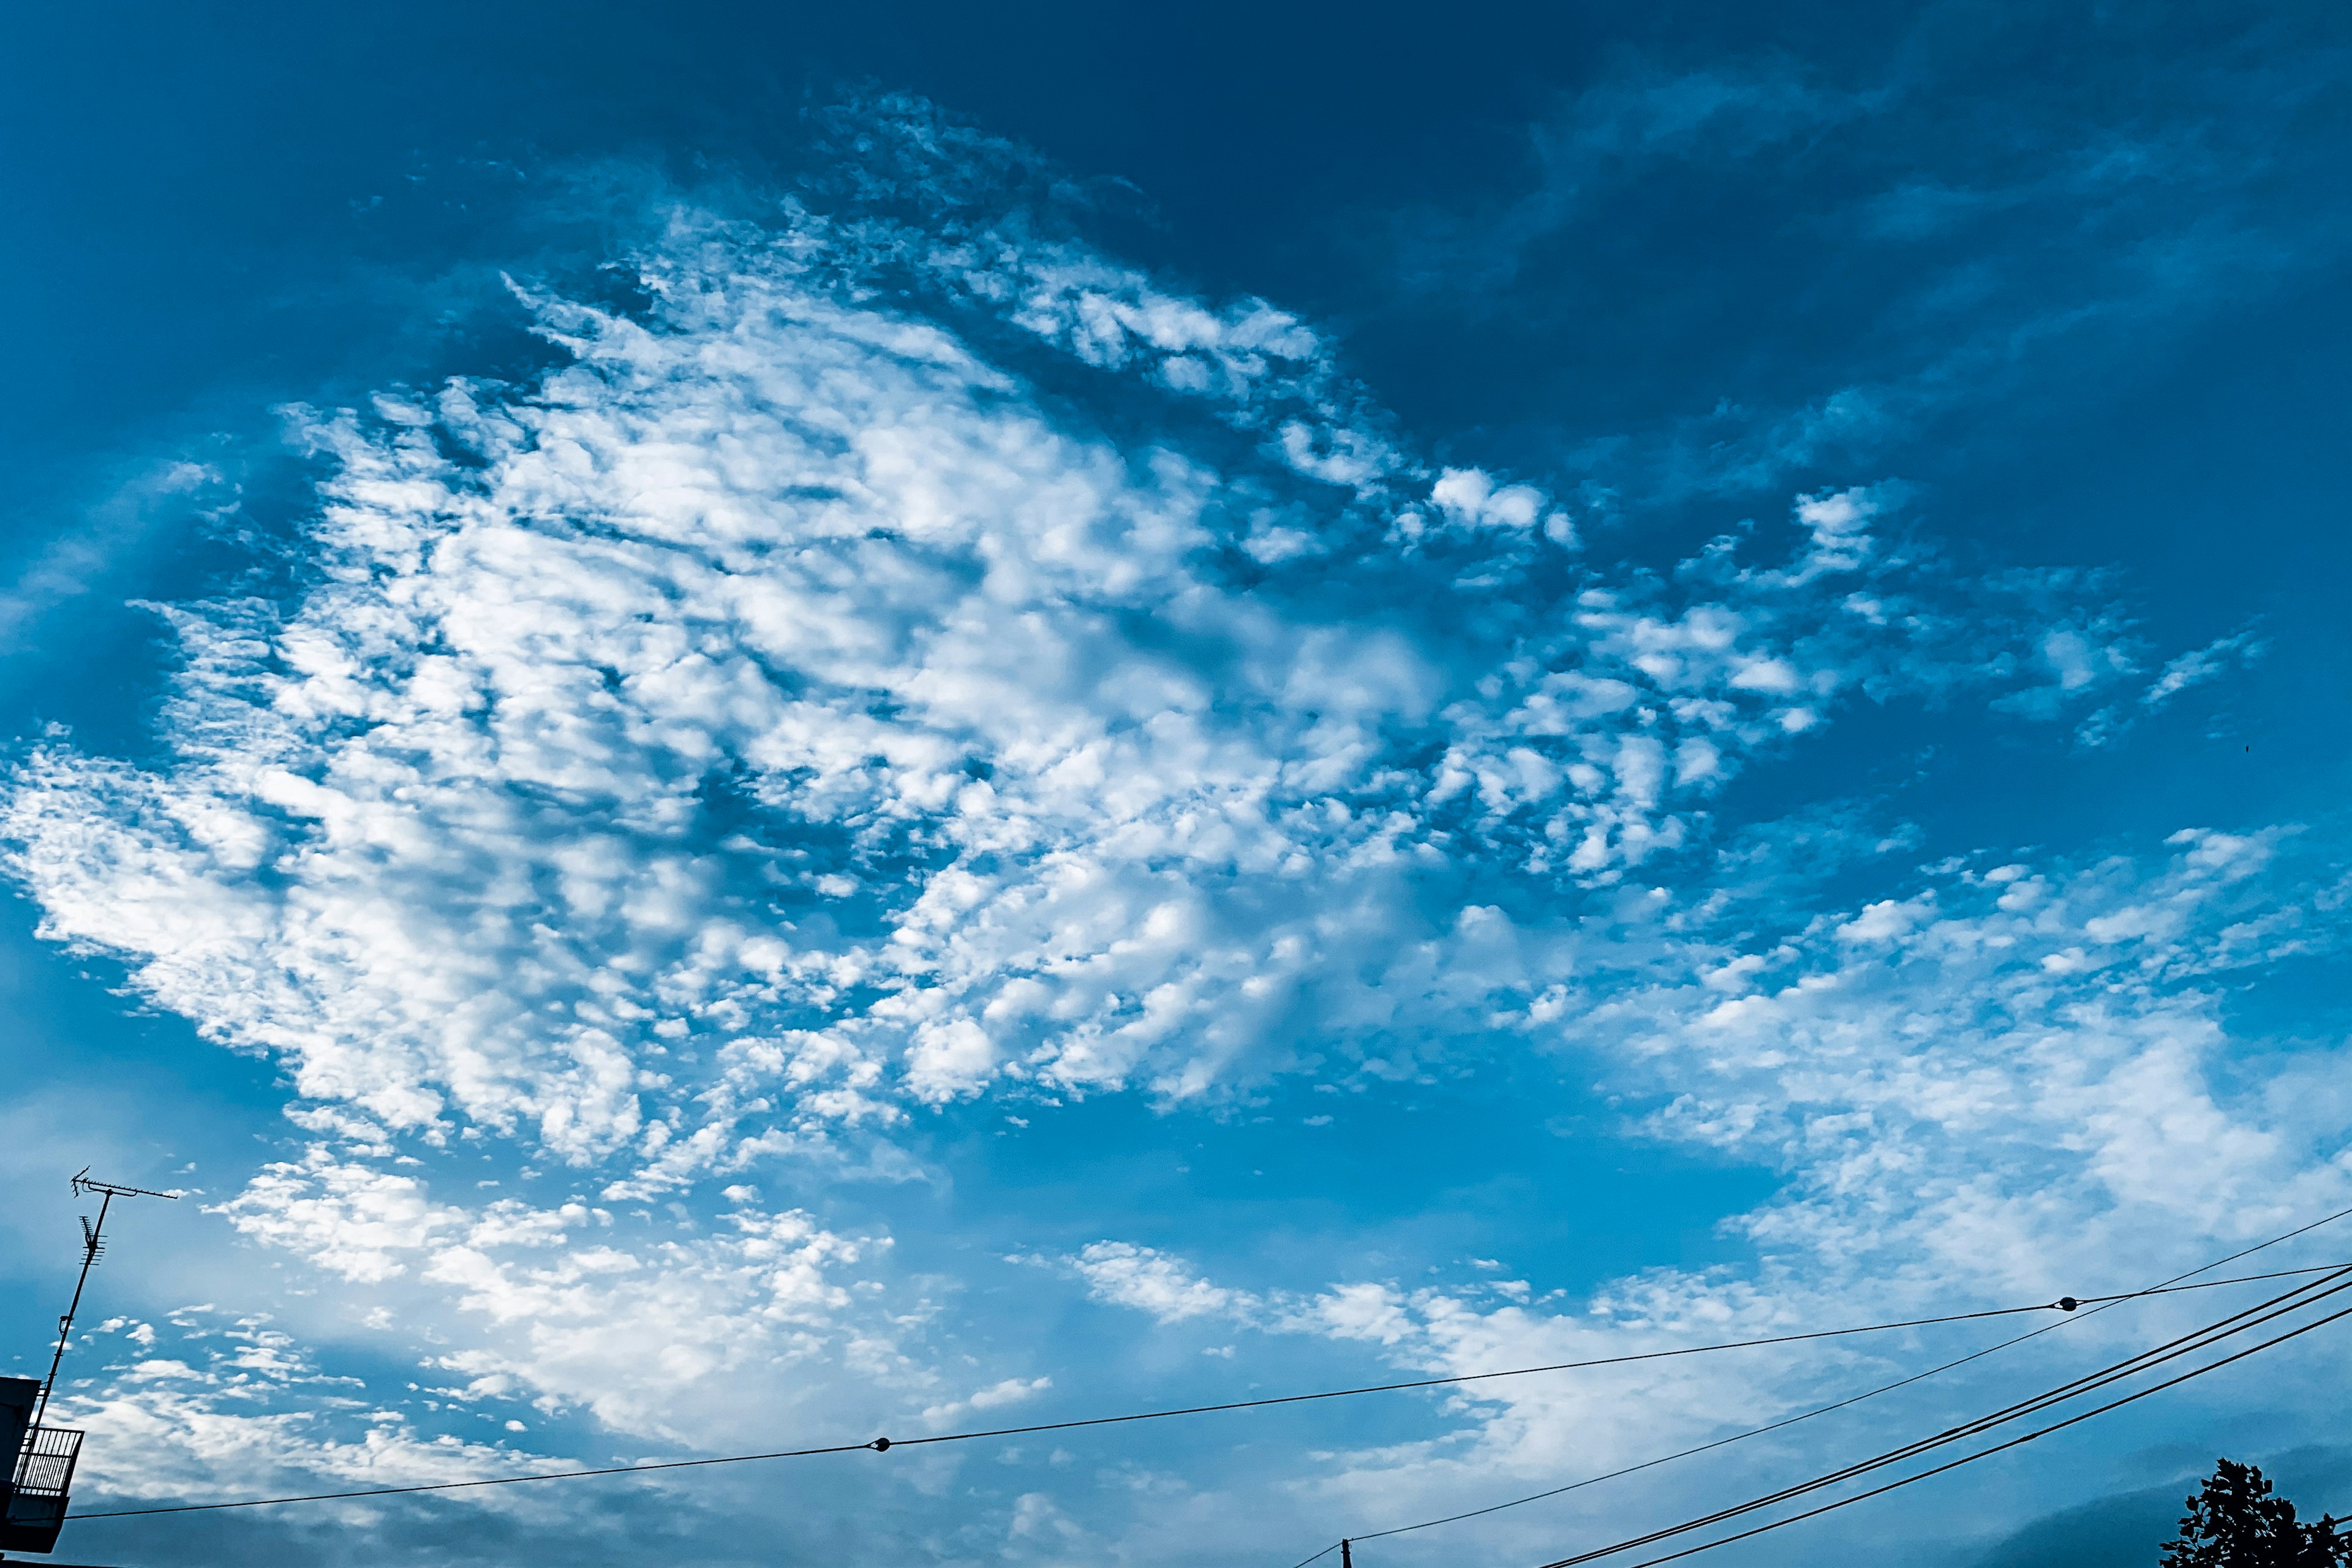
xmin=2160 ymin=1460 xmax=2352 ymax=1567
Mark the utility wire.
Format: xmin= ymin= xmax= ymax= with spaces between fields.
xmin=74 ymin=1207 xmax=2352 ymax=1529
xmin=67 ymin=1280 xmax=2195 ymax=1524
xmin=1608 ymin=1292 xmax=2352 ymax=1568
xmin=1334 ymin=1261 xmax=2352 ymax=1553
xmin=63 ymin=1285 xmax=2352 ymax=1568
xmin=1292 ymin=1275 xmax=2343 ymax=1568
xmin=1523 ymin=1208 xmax=2352 ymax=1562
xmin=1534 ymin=1267 xmax=2352 ymax=1568
xmin=1305 ymin=1200 xmax=2352 ymax=1564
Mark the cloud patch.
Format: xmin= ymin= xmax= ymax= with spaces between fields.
xmin=0 ymin=131 xmax=2296 ymax=1527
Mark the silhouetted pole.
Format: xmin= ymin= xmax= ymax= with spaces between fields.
xmin=32 ymin=1172 xmax=176 ymax=1431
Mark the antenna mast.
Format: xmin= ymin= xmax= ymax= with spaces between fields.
xmin=30 ymin=1170 xmax=178 ymax=1431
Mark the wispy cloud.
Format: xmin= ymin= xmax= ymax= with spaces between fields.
xmin=0 ymin=462 xmax=231 ymax=657
xmin=55 ymin=1308 xmax=566 ymax=1507
xmin=1066 ymin=826 xmax=2352 ymax=1547
xmin=0 ymin=192 xmax=2136 ymax=1216
xmin=1365 ymin=10 xmax=2352 ymax=501
xmin=2076 ymin=626 xmax=2266 ymax=746
xmin=0 ymin=99 xmax=2318 ymax=1556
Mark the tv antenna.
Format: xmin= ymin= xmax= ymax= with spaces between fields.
xmin=29 ymin=1171 xmax=178 ymax=1433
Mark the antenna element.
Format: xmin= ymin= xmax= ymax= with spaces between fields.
xmin=31 ymin=1172 xmax=179 ymax=1431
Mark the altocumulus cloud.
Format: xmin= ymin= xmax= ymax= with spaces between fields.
xmin=0 ymin=201 xmax=2128 ymax=1175
xmin=3 ymin=107 xmax=2340 ymax=1559
xmin=1042 ymin=829 xmax=2352 ymax=1552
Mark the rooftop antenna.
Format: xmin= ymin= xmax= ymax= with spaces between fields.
xmin=29 ymin=1171 xmax=178 ymax=1434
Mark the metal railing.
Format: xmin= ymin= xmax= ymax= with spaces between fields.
xmin=12 ymin=1425 xmax=83 ymax=1498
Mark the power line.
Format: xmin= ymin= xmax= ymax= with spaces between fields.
xmin=72 ymin=1207 xmax=2352 ymax=1531
xmin=1297 ymin=1200 xmax=2352 ymax=1564
xmin=1517 ymin=1204 xmax=2352 ymax=1565
xmin=1533 ymin=1266 xmax=2352 ymax=1568
xmin=1329 ymin=1262 xmax=2352 ymax=1554
xmin=1608 ymin=1291 xmax=2352 ymax=1568
xmin=67 ymin=1276 xmax=2226 ymax=1525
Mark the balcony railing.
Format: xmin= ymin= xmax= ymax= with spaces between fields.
xmin=12 ymin=1424 xmax=83 ymax=1498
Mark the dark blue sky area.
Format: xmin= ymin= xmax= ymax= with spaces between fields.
xmin=7 ymin=2 xmax=2343 ymax=508
xmin=5 ymin=2 xmax=2344 ymax=841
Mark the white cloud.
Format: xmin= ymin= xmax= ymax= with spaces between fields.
xmin=209 ymin=1152 xmax=894 ymax=1446
xmin=1594 ymin=826 xmax=2352 ymax=1305
xmin=1051 ymin=825 xmax=2352 ymax=1549
xmin=2144 ymin=627 xmax=2266 ymax=709
xmin=1068 ymin=1242 xmax=1250 ymax=1324
xmin=0 ymin=201 xmax=2124 ymax=1211
xmin=1430 ymin=467 xmax=1556 ymax=535
xmin=0 ymin=134 xmax=2297 ymax=1531
xmin=922 ymin=1376 xmax=1052 ymax=1427
xmin=51 ymin=1310 xmax=567 ymax=1509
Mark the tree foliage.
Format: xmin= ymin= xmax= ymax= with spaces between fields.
xmin=2161 ymin=1460 xmax=2352 ymax=1567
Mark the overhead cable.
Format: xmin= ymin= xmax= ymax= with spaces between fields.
xmin=73 ymin=1204 xmax=2352 ymax=1528
xmin=1337 ymin=1264 xmax=2352 ymax=1552
xmin=70 ymin=1278 xmax=2190 ymax=1524
xmin=1294 ymin=1199 xmax=2352 ymax=1565
xmin=1287 ymin=1265 xmax=2352 ymax=1568
xmin=1532 ymin=1265 xmax=2352 ymax=1568
xmin=1605 ymin=1290 xmax=2352 ymax=1568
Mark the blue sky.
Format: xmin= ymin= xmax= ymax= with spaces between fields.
xmin=1 ymin=5 xmax=2348 ymax=1567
